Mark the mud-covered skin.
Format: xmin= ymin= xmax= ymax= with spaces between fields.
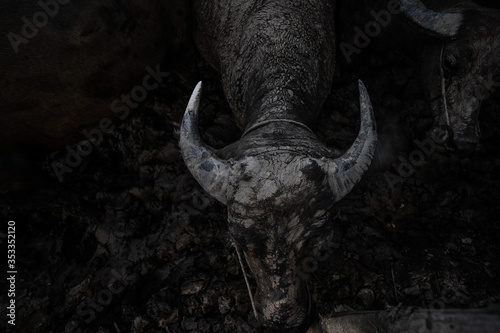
xmin=181 ymin=78 xmax=377 ymax=332
xmin=0 ymin=0 xmax=194 ymax=194
xmin=226 ymin=149 xmax=336 ymax=330
xmin=193 ymin=0 xmax=336 ymax=130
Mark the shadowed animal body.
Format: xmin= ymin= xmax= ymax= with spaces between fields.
xmin=340 ymin=0 xmax=500 ymax=153
xmin=180 ymin=1 xmax=378 ymax=331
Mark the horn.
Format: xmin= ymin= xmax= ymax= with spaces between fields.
xmin=179 ymin=82 xmax=232 ymax=205
xmin=319 ymin=80 xmax=378 ymax=202
xmin=400 ymin=0 xmax=464 ymax=38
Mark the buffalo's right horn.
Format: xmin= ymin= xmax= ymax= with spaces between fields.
xmin=400 ymin=0 xmax=464 ymax=38
xmin=180 ymin=82 xmax=233 ymax=205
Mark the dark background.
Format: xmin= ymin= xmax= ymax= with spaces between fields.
xmin=1 ymin=8 xmax=500 ymax=333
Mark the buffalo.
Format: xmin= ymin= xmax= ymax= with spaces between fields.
xmin=340 ymin=0 xmax=500 ymax=152
xmin=401 ymin=0 xmax=500 ymax=151
xmin=180 ymin=0 xmax=378 ymax=331
xmin=1 ymin=1 xmax=378 ymax=330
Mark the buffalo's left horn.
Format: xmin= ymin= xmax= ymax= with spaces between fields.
xmin=400 ymin=0 xmax=464 ymax=38
xmin=180 ymin=82 xmax=233 ymax=204
xmin=318 ymin=80 xmax=378 ymax=202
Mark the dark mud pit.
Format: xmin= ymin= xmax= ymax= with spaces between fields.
xmin=1 ymin=47 xmax=500 ymax=333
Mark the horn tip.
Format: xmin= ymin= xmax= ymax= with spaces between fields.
xmin=195 ymin=81 xmax=203 ymax=91
xmin=192 ymin=81 xmax=203 ymax=102
xmin=185 ymin=81 xmax=203 ymax=116
xmin=357 ymin=79 xmax=378 ymax=134
xmin=357 ymin=79 xmax=367 ymax=93
xmin=357 ymin=79 xmax=371 ymax=111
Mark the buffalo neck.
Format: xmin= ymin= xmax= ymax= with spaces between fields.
xmin=193 ymin=0 xmax=336 ymax=130
xmin=217 ymin=122 xmax=339 ymax=161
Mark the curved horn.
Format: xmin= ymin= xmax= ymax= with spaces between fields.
xmin=400 ymin=0 xmax=464 ymax=38
xmin=320 ymin=80 xmax=378 ymax=202
xmin=179 ymin=82 xmax=232 ymax=204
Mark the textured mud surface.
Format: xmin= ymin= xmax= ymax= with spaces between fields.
xmin=1 ymin=49 xmax=499 ymax=332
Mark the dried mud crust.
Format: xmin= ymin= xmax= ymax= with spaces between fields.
xmin=2 ymin=50 xmax=499 ymax=333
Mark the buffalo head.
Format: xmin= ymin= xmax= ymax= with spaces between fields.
xmin=180 ymin=81 xmax=377 ymax=331
xmin=401 ymin=0 xmax=500 ymax=151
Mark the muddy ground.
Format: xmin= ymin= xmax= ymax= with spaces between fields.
xmin=1 ymin=44 xmax=499 ymax=333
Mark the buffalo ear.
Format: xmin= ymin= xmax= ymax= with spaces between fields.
xmin=400 ymin=0 xmax=464 ymax=38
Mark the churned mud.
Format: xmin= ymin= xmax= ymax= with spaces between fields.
xmin=1 ymin=48 xmax=499 ymax=332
